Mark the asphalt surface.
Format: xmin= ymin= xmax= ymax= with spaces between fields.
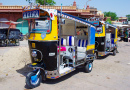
xmin=0 ymin=41 xmax=130 ymax=90
xmin=0 ymin=40 xmax=28 ymax=55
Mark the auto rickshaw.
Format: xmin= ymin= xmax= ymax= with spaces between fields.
xmin=91 ymin=21 xmax=118 ymax=58
xmin=22 ymin=5 xmax=96 ymax=88
xmin=123 ymin=28 xmax=130 ymax=42
xmin=0 ymin=21 xmax=22 ymax=46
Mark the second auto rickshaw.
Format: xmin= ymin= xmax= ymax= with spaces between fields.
xmin=91 ymin=21 xmax=118 ymax=58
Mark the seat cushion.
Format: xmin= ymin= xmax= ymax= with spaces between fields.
xmin=77 ymin=39 xmax=88 ymax=53
xmin=67 ymin=36 xmax=74 ymax=46
xmin=77 ymin=39 xmax=88 ymax=47
xmin=58 ymin=46 xmax=66 ymax=52
xmin=77 ymin=47 xmax=86 ymax=52
xmin=58 ymin=38 xmax=66 ymax=46
xmin=61 ymin=38 xmax=66 ymax=46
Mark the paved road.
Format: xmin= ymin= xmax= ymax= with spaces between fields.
xmin=0 ymin=40 xmax=28 ymax=55
xmin=0 ymin=42 xmax=130 ymax=90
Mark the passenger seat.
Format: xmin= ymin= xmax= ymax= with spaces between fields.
xmin=77 ymin=39 xmax=88 ymax=53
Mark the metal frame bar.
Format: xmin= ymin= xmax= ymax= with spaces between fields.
xmin=58 ymin=4 xmax=62 ymax=73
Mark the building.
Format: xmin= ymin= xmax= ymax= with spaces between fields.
xmin=0 ymin=1 xmax=104 ymax=34
xmin=118 ymin=17 xmax=128 ymax=24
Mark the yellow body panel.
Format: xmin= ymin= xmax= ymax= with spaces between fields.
xmin=28 ymin=16 xmax=58 ymax=41
xmin=115 ymin=28 xmax=118 ymax=38
xmin=32 ymin=43 xmax=35 ymax=48
xmin=32 ymin=63 xmax=37 ymax=65
xmin=87 ymin=45 xmax=95 ymax=51
xmin=114 ymin=28 xmax=118 ymax=43
xmin=114 ymin=38 xmax=118 ymax=43
xmin=95 ymin=24 xmax=105 ymax=37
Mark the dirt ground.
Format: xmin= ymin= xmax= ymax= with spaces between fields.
xmin=0 ymin=40 xmax=130 ymax=90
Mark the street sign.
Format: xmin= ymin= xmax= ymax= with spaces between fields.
xmin=22 ymin=9 xmax=40 ymax=20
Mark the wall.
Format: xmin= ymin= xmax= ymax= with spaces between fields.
xmin=0 ymin=12 xmax=22 ymax=28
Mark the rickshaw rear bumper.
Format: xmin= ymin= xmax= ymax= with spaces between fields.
xmin=98 ymin=51 xmax=106 ymax=56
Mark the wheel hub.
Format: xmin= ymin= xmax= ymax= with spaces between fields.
xmin=89 ymin=63 xmax=92 ymax=70
xmin=31 ymin=75 xmax=39 ymax=85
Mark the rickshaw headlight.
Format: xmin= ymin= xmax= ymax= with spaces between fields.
xmin=32 ymin=51 xmax=37 ymax=58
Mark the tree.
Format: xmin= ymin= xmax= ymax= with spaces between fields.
xmin=126 ymin=14 xmax=130 ymax=21
xmin=106 ymin=18 xmax=112 ymax=24
xmin=104 ymin=11 xmax=118 ymax=21
xmin=26 ymin=0 xmax=56 ymax=5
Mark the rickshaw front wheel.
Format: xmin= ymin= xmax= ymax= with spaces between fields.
xmin=26 ymin=71 xmax=42 ymax=89
xmin=84 ymin=61 xmax=93 ymax=73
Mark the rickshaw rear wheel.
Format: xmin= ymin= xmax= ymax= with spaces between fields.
xmin=1 ymin=40 xmax=7 ymax=47
xmin=84 ymin=61 xmax=93 ymax=73
xmin=26 ymin=71 xmax=42 ymax=89
xmin=113 ymin=49 xmax=116 ymax=56
xmin=94 ymin=52 xmax=98 ymax=59
xmin=15 ymin=39 xmax=20 ymax=46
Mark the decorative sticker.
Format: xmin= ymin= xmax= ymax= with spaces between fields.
xmin=32 ymin=43 xmax=35 ymax=48
xmin=41 ymin=33 xmax=46 ymax=39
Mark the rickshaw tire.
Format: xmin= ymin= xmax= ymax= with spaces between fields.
xmin=84 ymin=62 xmax=93 ymax=73
xmin=94 ymin=52 xmax=98 ymax=59
xmin=16 ymin=42 xmax=20 ymax=46
xmin=26 ymin=72 xmax=42 ymax=89
xmin=15 ymin=40 xmax=20 ymax=46
xmin=1 ymin=40 xmax=7 ymax=47
xmin=113 ymin=49 xmax=116 ymax=56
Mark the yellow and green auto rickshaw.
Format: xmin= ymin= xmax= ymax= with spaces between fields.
xmin=22 ymin=5 xmax=96 ymax=88
xmin=91 ymin=21 xmax=118 ymax=58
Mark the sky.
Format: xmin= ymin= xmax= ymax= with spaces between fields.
xmin=0 ymin=0 xmax=130 ymax=17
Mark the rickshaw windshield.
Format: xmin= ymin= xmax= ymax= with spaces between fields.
xmin=32 ymin=16 xmax=52 ymax=34
xmin=96 ymin=26 xmax=103 ymax=33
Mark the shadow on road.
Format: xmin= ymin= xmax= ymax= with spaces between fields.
xmin=44 ymin=67 xmax=85 ymax=84
xmin=16 ymin=64 xmax=86 ymax=89
xmin=95 ymin=53 xmax=114 ymax=60
xmin=16 ymin=64 xmax=33 ymax=76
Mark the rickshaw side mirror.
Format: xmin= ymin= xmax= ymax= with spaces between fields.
xmin=59 ymin=19 xmax=65 ymax=24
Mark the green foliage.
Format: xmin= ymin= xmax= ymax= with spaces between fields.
xmin=104 ymin=11 xmax=118 ymax=21
xmin=26 ymin=0 xmax=56 ymax=5
xmin=126 ymin=14 xmax=130 ymax=21
xmin=106 ymin=18 xmax=112 ymax=24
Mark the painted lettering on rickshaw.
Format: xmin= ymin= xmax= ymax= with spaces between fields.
xmin=23 ymin=10 xmax=40 ymax=19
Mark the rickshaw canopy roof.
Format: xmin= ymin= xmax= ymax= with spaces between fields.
xmin=23 ymin=8 xmax=96 ymax=28
xmin=57 ymin=10 xmax=95 ymax=27
xmin=105 ymin=22 xmax=117 ymax=28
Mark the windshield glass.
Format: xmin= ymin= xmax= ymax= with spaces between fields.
xmin=32 ymin=17 xmax=52 ymax=33
xmin=96 ymin=27 xmax=103 ymax=33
